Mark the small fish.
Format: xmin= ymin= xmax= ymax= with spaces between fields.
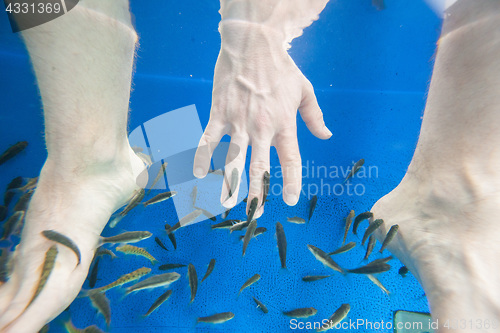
xmin=208 ymin=168 xmax=225 ymax=177
xmin=159 ymin=263 xmax=186 ymax=271
xmin=342 ymin=210 xmax=355 ymax=246
xmin=221 ymin=207 xmax=231 ymax=219
xmin=197 ymin=312 xmax=234 ymax=324
xmin=147 ymin=161 xmax=168 ymax=194
xmin=188 ymin=263 xmax=198 ymax=303
xmin=253 ymin=296 xmax=268 ymax=313
xmin=116 ymin=244 xmax=158 ymax=265
xmin=88 ymin=290 xmax=111 ymax=327
xmin=154 ymin=236 xmax=169 ymax=251
xmin=379 ymin=224 xmax=399 ymax=253
xmin=64 ymin=319 xmax=105 ymax=333
xmin=18 ymin=177 xmax=38 ymax=192
xmin=144 ymin=289 xmax=173 ymax=317
xmin=399 ymin=266 xmax=409 ymax=277
xmin=3 ymin=190 xmax=15 ymax=207
xmin=0 ymin=205 xmax=6 ymax=222
xmin=39 ymin=324 xmax=49 ymax=333
xmin=308 ymin=195 xmax=317 ymax=222
xmin=201 ymin=259 xmax=215 ymax=283
xmin=6 ymin=176 xmax=23 ymax=191
xmin=0 ymin=249 xmax=12 ymax=283
xmin=94 ymin=247 xmax=117 ymax=260
xmin=317 ymin=304 xmax=350 ymax=332
xmin=352 ymin=211 xmax=373 ymax=235
xmin=328 ymin=242 xmax=356 ymax=256
xmin=41 ymin=230 xmax=81 ymax=265
xmin=194 ymin=206 xmax=217 ymax=221
xmin=13 ymin=190 xmax=34 ymax=212
xmin=242 ymin=220 xmax=257 ymax=256
xmin=367 ymin=274 xmax=390 ymax=295
xmin=239 ymin=273 xmax=260 ymax=296
xmin=143 ymin=191 xmax=176 ymax=207
xmin=307 ymin=244 xmax=344 ymax=274
xmin=1 ymin=211 xmax=25 ymax=240
xmin=372 ymin=0 xmax=385 ymax=10
xmin=190 ymin=186 xmax=197 ymax=207
xmin=88 ymin=258 xmax=100 ymax=288
xmin=343 ymin=159 xmax=364 ymax=183
xmin=225 ymin=168 xmax=239 ymax=201
xmin=346 ymin=262 xmax=391 ymax=275
xmin=168 ymin=209 xmax=203 ymax=232
xmin=164 ymin=224 xmax=177 ymax=249
xmin=238 ymin=227 xmax=267 ymax=241
xmin=302 ymin=275 xmax=331 ymax=282
xmin=286 ymin=217 xmax=306 ymax=224
xmin=363 ymin=235 xmax=376 ymax=261
xmin=370 ymin=256 xmax=393 ymax=265
xmin=0 ymin=141 xmax=28 ymax=166
xmin=283 ymin=307 xmax=318 ymax=318
xmin=262 ymin=171 xmax=270 ymax=205
xmin=100 ymin=231 xmax=152 ymax=245
xmin=119 ymin=188 xmax=146 ymax=216
xmin=90 ymin=267 xmax=151 ymax=293
xmin=126 ymin=272 xmax=180 ymax=295
xmin=27 ymin=245 xmax=58 ymax=308
xmin=361 ymin=219 xmax=384 ymax=246
xmin=246 ymin=197 xmax=258 ymax=224
xmin=243 ymin=197 xmax=268 ymax=203
xmin=211 ymin=220 xmax=239 ymax=230
xmin=229 ymin=220 xmax=250 ymax=233
xmin=276 ymin=222 xmax=287 ymax=269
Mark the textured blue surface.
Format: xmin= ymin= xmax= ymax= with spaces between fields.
xmin=0 ymin=0 xmax=441 ymax=332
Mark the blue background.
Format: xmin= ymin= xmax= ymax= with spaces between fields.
xmin=0 ymin=0 xmax=441 ymax=332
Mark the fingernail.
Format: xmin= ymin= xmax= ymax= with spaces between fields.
xmin=324 ymin=126 xmax=332 ymax=137
xmin=194 ymin=167 xmax=204 ymax=178
xmin=285 ymin=193 xmax=299 ymax=206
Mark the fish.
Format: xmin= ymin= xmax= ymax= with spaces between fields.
xmin=307 ymin=245 xmax=344 ymax=274
xmin=64 ymin=319 xmax=105 ymax=333
xmin=144 ymin=289 xmax=173 ymax=317
xmin=363 ymin=235 xmax=376 ymax=261
xmin=190 ymin=186 xmax=197 ymax=207
xmin=308 ymin=195 xmax=317 ymax=222
xmin=239 ymin=273 xmax=260 ymax=296
xmin=276 ymin=222 xmax=287 ymax=269
xmin=0 ymin=249 xmax=13 ymax=283
xmin=367 ymin=274 xmax=390 ymax=295
xmin=372 ymin=0 xmax=385 ymax=10
xmin=94 ymin=247 xmax=117 ymax=259
xmin=197 ymin=312 xmax=234 ymax=324
xmin=399 ymin=266 xmax=409 ymax=277
xmin=317 ymin=304 xmax=350 ymax=332
xmin=243 ymin=197 xmax=268 ymax=203
xmin=119 ymin=188 xmax=145 ymax=216
xmin=143 ymin=191 xmax=176 ymax=207
xmin=201 ymin=259 xmax=215 ymax=283
xmin=286 ymin=217 xmax=306 ymax=224
xmin=168 ymin=209 xmax=203 ymax=233
xmin=246 ymin=197 xmax=258 ymax=224
xmin=194 ymin=206 xmax=217 ymax=221
xmin=100 ymin=231 xmax=152 ymax=245
xmin=208 ymin=168 xmax=225 ymax=177
xmin=379 ymin=224 xmax=399 ymax=253
xmin=41 ymin=230 xmax=81 ymax=265
xmin=0 ymin=141 xmax=28 ymax=166
xmin=225 ymin=168 xmax=239 ymax=200
xmin=342 ymin=210 xmax=355 ymax=246
xmin=238 ymin=227 xmax=267 ymax=241
xmin=155 ymin=236 xmax=169 ymax=251
xmin=343 ymin=159 xmax=364 ymax=183
xmin=188 ymin=263 xmax=198 ymax=303
xmin=126 ymin=272 xmax=180 ymax=295
xmin=302 ymin=275 xmax=331 ymax=282
xmin=3 ymin=190 xmax=15 ymax=207
xmin=262 ymin=171 xmax=270 ymax=205
xmin=116 ymin=244 xmax=158 ymax=265
xmin=0 ymin=205 xmax=6 ymax=222
xmin=158 ymin=263 xmax=186 ymax=271
xmin=147 ymin=161 xmax=168 ymax=194
xmin=221 ymin=207 xmax=231 ymax=219
xmin=211 ymin=220 xmax=238 ymax=230
xmin=352 ymin=211 xmax=373 ymax=235
xmin=90 ymin=267 xmax=151 ymax=293
xmin=252 ymin=296 xmax=268 ymax=313
xmin=346 ymin=262 xmax=391 ymax=275
xmin=164 ymin=224 xmax=177 ymax=249
xmin=6 ymin=176 xmax=23 ymax=191
xmin=229 ymin=220 xmax=250 ymax=233
xmin=242 ymin=220 xmax=257 ymax=256
xmin=88 ymin=257 xmax=100 ymax=289
xmin=88 ymin=290 xmax=111 ymax=327
xmin=39 ymin=324 xmax=49 ymax=333
xmin=283 ymin=307 xmax=318 ymax=318
xmin=361 ymin=219 xmax=384 ymax=246
xmin=18 ymin=177 xmax=38 ymax=192
xmin=370 ymin=256 xmax=393 ymax=265
xmin=27 ymin=245 xmax=58 ymax=308
xmin=13 ymin=190 xmax=34 ymax=212
xmin=328 ymin=242 xmax=356 ymax=256
xmin=1 ymin=211 xmax=25 ymax=240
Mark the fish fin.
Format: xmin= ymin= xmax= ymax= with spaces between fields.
xmin=108 ymin=214 xmax=124 ymax=229
xmin=77 ymin=288 xmax=90 ymax=298
xmin=116 ymin=287 xmax=130 ymax=302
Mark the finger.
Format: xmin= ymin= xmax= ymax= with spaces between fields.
xmin=246 ymin=139 xmax=271 ymax=219
xmin=193 ymin=120 xmax=227 ymax=179
xmin=275 ymin=127 xmax=302 ymax=206
xmin=220 ymin=135 xmax=248 ymax=209
xmin=298 ymin=79 xmax=332 ymax=140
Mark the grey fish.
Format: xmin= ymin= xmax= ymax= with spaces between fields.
xmin=302 ymin=275 xmax=331 ymax=282
xmin=144 ymin=289 xmax=173 ymax=317
xmin=3 ymin=190 xmax=15 ymax=207
xmin=88 ymin=257 xmax=99 ymax=288
xmin=276 ymin=222 xmax=287 ymax=269
xmin=100 ymin=231 xmax=152 ymax=245
xmin=238 ymin=227 xmax=267 ymax=241
xmin=13 ymin=190 xmax=34 ymax=212
xmin=197 ymin=312 xmax=234 ymax=324
xmin=191 ymin=185 xmax=198 ymax=207
xmin=164 ymin=224 xmax=177 ymax=249
xmin=225 ymin=168 xmax=239 ymax=200
xmin=159 ymin=263 xmax=186 ymax=271
xmin=95 ymin=247 xmax=117 ymax=259
xmin=283 ymin=307 xmax=317 ymax=318
xmin=399 ymin=266 xmax=409 ymax=277
xmin=252 ymin=296 xmax=268 ymax=313
xmin=88 ymin=290 xmax=111 ymax=327
xmin=317 ymin=304 xmax=350 ymax=332
xmin=6 ymin=176 xmax=23 ymax=191
xmin=370 ymin=256 xmax=393 ymax=265
xmin=120 ymin=188 xmax=145 ymax=216
xmin=1 ymin=211 xmax=25 ymax=240
xmin=352 ymin=212 xmax=373 ymax=235
xmin=90 ymin=267 xmax=151 ymax=294
xmin=211 ymin=220 xmax=239 ymax=230
xmin=328 ymin=242 xmax=356 ymax=256
xmin=0 ymin=249 xmax=12 ymax=282
xmin=379 ymin=224 xmax=399 ymax=253
xmin=367 ymin=274 xmax=390 ymax=295
xmin=343 ymin=159 xmax=364 ymax=183
xmin=18 ymin=177 xmax=38 ymax=192
xmin=126 ymin=272 xmax=180 ymax=295
xmin=39 ymin=324 xmax=49 ymax=333
xmin=194 ymin=206 xmax=217 ymax=221
xmin=201 ymin=259 xmax=215 ymax=283
xmin=0 ymin=206 xmax=6 ymax=222
xmin=286 ymin=217 xmax=306 ymax=224
xmin=208 ymin=168 xmax=225 ymax=177
xmin=168 ymin=209 xmax=203 ymax=233
xmin=361 ymin=219 xmax=384 ymax=245
xmin=0 ymin=141 xmax=28 ymax=166
xmin=221 ymin=207 xmax=231 ymax=219
xmin=64 ymin=320 xmax=105 ymax=333
xmin=155 ymin=237 xmax=169 ymax=251
xmin=262 ymin=171 xmax=270 ymax=205
xmin=247 ymin=197 xmax=258 ymax=224
xmin=308 ymin=195 xmax=317 ymax=222
xmin=229 ymin=220 xmax=250 ymax=233
xmin=188 ymin=263 xmax=198 ymax=303
xmin=363 ymin=236 xmax=376 ymax=261
xmin=243 ymin=197 xmax=268 ymax=203
xmin=307 ymin=244 xmax=344 ymax=274
xmin=147 ymin=161 xmax=168 ymax=194
xmin=27 ymin=245 xmax=58 ymax=308
xmin=42 ymin=230 xmax=81 ymax=265
xmin=346 ymin=262 xmax=391 ymax=275
xmin=239 ymin=273 xmax=260 ymax=295
xmin=342 ymin=210 xmax=355 ymax=246
xmin=143 ymin=191 xmax=176 ymax=207
xmin=242 ymin=220 xmax=257 ymax=256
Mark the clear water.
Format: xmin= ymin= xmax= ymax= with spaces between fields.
xmin=0 ymin=0 xmax=442 ymax=332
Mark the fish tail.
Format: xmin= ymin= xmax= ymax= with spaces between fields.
xmin=108 ymin=215 xmax=124 ymax=229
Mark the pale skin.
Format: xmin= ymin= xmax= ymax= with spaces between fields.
xmin=1 ymin=0 xmax=499 ymax=332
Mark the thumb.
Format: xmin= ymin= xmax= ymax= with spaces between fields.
xmin=298 ymin=78 xmax=332 ymax=140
